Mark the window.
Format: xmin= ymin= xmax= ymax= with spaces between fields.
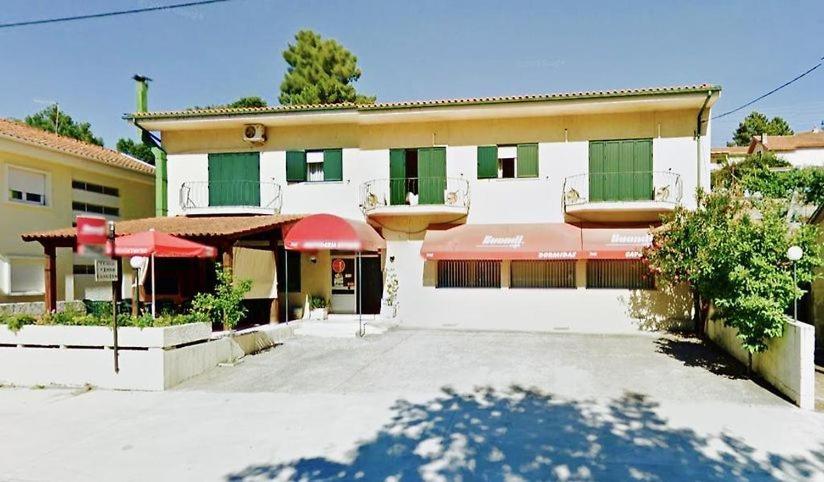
xmin=0 ymin=256 xmax=44 ymax=295
xmin=276 ymin=246 xmax=301 ymax=292
xmin=511 ymin=260 xmax=576 ymax=288
xmin=72 ymin=180 xmax=119 ymax=197
xmin=477 ymin=143 xmax=538 ymax=179
xmin=285 ymin=149 xmax=343 ymax=183
xmin=437 ymin=260 xmax=501 ymax=288
xmin=73 ymin=264 xmax=95 ymax=275
xmin=72 ymin=201 xmax=120 ymax=217
xmin=7 ymin=166 xmax=47 ymax=206
xmin=586 ymin=260 xmax=654 ymax=289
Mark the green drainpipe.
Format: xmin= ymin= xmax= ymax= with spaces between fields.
xmin=134 ymin=75 xmax=167 ymax=216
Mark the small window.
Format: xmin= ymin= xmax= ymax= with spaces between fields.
xmin=477 ymin=144 xmax=538 ymax=179
xmin=437 ymin=260 xmax=501 ymax=288
xmin=0 ymin=256 xmax=45 ymax=295
xmin=73 ymin=264 xmax=95 ymax=275
xmin=72 ymin=201 xmax=120 ymax=217
xmin=498 ymin=146 xmax=517 ymax=179
xmin=73 ymin=180 xmax=119 ymax=198
xmin=306 ymin=151 xmax=325 ymax=182
xmin=511 ymin=260 xmax=576 ymax=288
xmin=586 ymin=260 xmax=654 ymax=289
xmin=8 ymin=166 xmax=47 ymax=206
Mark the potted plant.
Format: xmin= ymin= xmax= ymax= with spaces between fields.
xmin=380 ymin=263 xmax=399 ymax=318
xmin=308 ymin=295 xmax=329 ymax=320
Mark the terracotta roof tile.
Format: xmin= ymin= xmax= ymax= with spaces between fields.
xmin=22 ymin=214 xmax=305 ymax=244
xmin=0 ymin=118 xmax=155 ymax=175
xmin=130 ymin=83 xmax=721 ymax=121
xmin=753 ymin=131 xmax=824 ymax=152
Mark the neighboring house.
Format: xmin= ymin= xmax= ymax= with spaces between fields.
xmin=710 ymin=145 xmax=748 ymax=170
xmin=810 ymin=203 xmax=824 ymax=349
xmin=0 ymin=118 xmax=155 ymax=304
xmin=748 ymin=128 xmax=824 ymax=167
xmin=24 ymin=82 xmax=721 ymax=333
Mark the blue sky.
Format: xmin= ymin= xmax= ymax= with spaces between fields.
xmin=1 ymin=0 xmax=822 ymax=147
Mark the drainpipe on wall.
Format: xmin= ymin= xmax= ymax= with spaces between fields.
xmin=133 ymin=75 xmax=168 ymax=217
xmin=695 ymin=91 xmax=713 ymax=193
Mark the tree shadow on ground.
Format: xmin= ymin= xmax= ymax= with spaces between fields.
xmin=226 ymin=387 xmax=820 ymax=481
xmin=654 ymin=335 xmax=748 ymax=380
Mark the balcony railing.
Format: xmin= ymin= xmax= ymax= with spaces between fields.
xmin=179 ymin=181 xmax=282 ymax=213
xmin=562 ymin=171 xmax=683 ymax=209
xmin=360 ymin=177 xmax=470 ymax=213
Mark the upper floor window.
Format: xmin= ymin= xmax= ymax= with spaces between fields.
xmin=7 ymin=166 xmax=47 ymax=206
xmin=72 ymin=201 xmax=120 ymax=217
xmin=286 ymin=149 xmax=343 ymax=183
xmin=72 ymin=180 xmax=119 ymax=197
xmin=477 ymin=144 xmax=538 ymax=180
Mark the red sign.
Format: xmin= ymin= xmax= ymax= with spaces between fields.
xmin=76 ymin=216 xmax=108 ymax=255
xmin=331 ymin=258 xmax=346 ymax=273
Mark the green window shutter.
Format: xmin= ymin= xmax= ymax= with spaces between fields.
xmin=477 ymin=146 xmax=498 ymax=179
xmin=588 ymin=139 xmax=652 ymax=202
xmin=323 ymin=149 xmax=343 ymax=181
xmin=418 ymin=147 xmax=446 ymax=205
xmin=286 ymin=151 xmax=306 ymax=182
xmin=588 ymin=141 xmax=605 ymax=202
xmin=208 ymin=152 xmax=260 ymax=206
xmin=389 ymin=149 xmax=406 ymax=206
xmin=516 ymin=143 xmax=538 ymax=178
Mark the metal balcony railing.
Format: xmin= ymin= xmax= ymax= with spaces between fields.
xmin=562 ymin=171 xmax=683 ymax=210
xmin=360 ymin=177 xmax=470 ymax=212
xmin=179 ymin=181 xmax=282 ymax=213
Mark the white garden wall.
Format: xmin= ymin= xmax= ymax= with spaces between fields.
xmin=706 ymin=317 xmax=815 ymax=409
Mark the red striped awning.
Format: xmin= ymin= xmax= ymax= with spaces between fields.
xmin=284 ymin=214 xmax=385 ymax=252
xmin=581 ymin=227 xmax=652 ymax=260
xmin=421 ymin=223 xmax=582 ymax=260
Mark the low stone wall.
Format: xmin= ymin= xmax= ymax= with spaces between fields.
xmin=706 ymin=317 xmax=815 ymax=409
xmin=0 ymin=301 xmax=85 ymax=316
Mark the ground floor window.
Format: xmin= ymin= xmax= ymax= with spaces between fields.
xmin=276 ymin=246 xmax=301 ymax=292
xmin=511 ymin=260 xmax=576 ymax=288
xmin=586 ymin=260 xmax=654 ymax=289
xmin=0 ymin=256 xmax=44 ymax=295
xmin=437 ymin=260 xmax=501 ymax=288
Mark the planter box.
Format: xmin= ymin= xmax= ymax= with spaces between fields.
xmin=0 ymin=322 xmax=236 ymax=391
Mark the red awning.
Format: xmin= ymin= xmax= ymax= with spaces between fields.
xmin=284 ymin=214 xmax=385 ymax=252
xmin=420 ymin=223 xmax=582 ymax=260
xmin=112 ymin=230 xmax=217 ymax=258
xmin=581 ymin=227 xmax=652 ymax=260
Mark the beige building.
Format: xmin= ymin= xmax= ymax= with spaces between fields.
xmin=0 ymin=119 xmax=155 ymax=304
xmin=748 ymin=129 xmax=824 ymax=167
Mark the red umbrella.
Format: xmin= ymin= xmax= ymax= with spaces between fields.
xmin=111 ymin=229 xmax=217 ymax=317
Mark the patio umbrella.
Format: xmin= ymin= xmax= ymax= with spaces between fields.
xmin=112 ymin=229 xmax=217 ymax=317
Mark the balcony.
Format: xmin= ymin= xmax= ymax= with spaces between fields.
xmin=562 ymin=171 xmax=682 ymax=222
xmin=179 ymin=181 xmax=282 ymax=216
xmin=360 ymin=177 xmax=470 ymax=220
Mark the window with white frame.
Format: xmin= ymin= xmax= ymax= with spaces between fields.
xmin=7 ymin=166 xmax=47 ymax=206
xmin=497 ymin=145 xmax=517 ymax=179
xmin=0 ymin=255 xmax=45 ymax=295
xmin=305 ymin=151 xmax=325 ymax=182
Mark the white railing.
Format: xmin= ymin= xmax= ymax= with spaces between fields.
xmin=359 ymin=177 xmax=470 ymax=213
xmin=562 ymin=171 xmax=683 ymax=210
xmin=179 ymin=181 xmax=282 ymax=213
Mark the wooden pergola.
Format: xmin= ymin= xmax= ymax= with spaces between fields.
xmin=21 ymin=214 xmax=304 ymax=313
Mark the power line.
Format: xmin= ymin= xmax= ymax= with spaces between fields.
xmin=712 ymin=56 xmax=824 ymax=120
xmin=0 ymin=0 xmax=239 ymax=29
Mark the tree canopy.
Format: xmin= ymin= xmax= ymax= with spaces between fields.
xmin=730 ymin=111 xmax=794 ymax=146
xmin=645 ymin=189 xmax=821 ymax=354
xmin=116 ymin=138 xmax=155 ymax=165
xmin=279 ymin=30 xmax=375 ymax=105
xmin=226 ymin=96 xmax=267 ymax=108
xmin=712 ymin=152 xmax=824 ymax=206
xmin=25 ymin=105 xmax=103 ymax=146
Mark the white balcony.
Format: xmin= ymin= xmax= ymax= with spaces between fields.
xmin=179 ymin=181 xmax=282 ymax=216
xmin=360 ymin=177 xmax=470 ymax=220
xmin=562 ymin=171 xmax=682 ymax=222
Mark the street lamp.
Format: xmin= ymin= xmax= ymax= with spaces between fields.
xmin=129 ymin=256 xmax=147 ymax=317
xmin=787 ymin=246 xmax=803 ymax=323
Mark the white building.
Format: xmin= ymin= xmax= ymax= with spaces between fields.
xmin=748 ymin=128 xmax=824 ymax=167
xmin=119 ymin=83 xmax=720 ymax=334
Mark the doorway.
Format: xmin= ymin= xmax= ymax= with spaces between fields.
xmin=329 ymin=253 xmax=383 ymax=315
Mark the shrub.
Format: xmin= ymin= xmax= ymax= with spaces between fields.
xmin=1 ymin=314 xmax=37 ymax=332
xmin=191 ymin=264 xmax=252 ymax=331
xmin=309 ymin=295 xmax=328 ymax=309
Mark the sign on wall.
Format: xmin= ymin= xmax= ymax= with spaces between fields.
xmin=94 ymin=259 xmax=118 ymax=282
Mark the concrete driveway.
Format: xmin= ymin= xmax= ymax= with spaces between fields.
xmin=2 ymin=329 xmax=824 ymax=481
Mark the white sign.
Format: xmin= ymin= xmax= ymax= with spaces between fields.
xmin=94 ymin=259 xmax=118 ymax=282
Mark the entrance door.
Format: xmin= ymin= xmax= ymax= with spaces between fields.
xmin=588 ymin=139 xmax=652 ymax=202
xmin=330 ymin=254 xmax=384 ymax=315
xmin=418 ymin=147 xmax=446 ymax=205
xmin=358 ymin=256 xmax=383 ymax=315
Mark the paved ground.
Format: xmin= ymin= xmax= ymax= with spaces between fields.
xmin=2 ymin=329 xmax=824 ymax=481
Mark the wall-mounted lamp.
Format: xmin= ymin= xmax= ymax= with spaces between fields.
xmin=389 ymin=256 xmax=395 ymax=263
xmin=310 ymin=255 xmax=317 ymax=264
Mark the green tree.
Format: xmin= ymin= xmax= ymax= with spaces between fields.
xmin=116 ymin=138 xmax=155 ymax=165
xmin=712 ymin=153 xmax=824 ymax=206
xmin=279 ymin=30 xmax=375 ymax=105
xmin=645 ymin=189 xmax=821 ymax=354
xmin=25 ymin=105 xmax=103 ymax=146
xmin=191 ymin=264 xmax=252 ymax=331
xmin=227 ymin=96 xmax=267 ymax=108
xmin=730 ymin=111 xmax=794 ymax=146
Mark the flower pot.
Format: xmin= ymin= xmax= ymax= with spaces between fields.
xmin=309 ymin=308 xmax=328 ymax=320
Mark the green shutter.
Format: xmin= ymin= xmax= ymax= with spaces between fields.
xmin=389 ymin=148 xmax=406 ymax=206
xmin=208 ymin=152 xmax=260 ymax=206
xmin=588 ymin=141 xmax=605 ymax=202
xmin=516 ymin=143 xmax=538 ymax=178
xmin=418 ymin=147 xmax=446 ymax=205
xmin=633 ymin=140 xmax=653 ymax=200
xmin=286 ymin=151 xmax=306 ymax=182
xmin=588 ymin=139 xmax=652 ymax=202
xmin=323 ymin=149 xmax=343 ymax=181
xmin=477 ymin=146 xmax=498 ymax=179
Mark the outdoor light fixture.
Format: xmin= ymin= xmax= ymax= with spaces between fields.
xmin=787 ymin=245 xmax=804 ymax=325
xmin=129 ymin=256 xmax=147 ymax=269
xmin=389 ymin=256 xmax=395 ymax=263
xmin=310 ymin=255 xmax=317 ymax=263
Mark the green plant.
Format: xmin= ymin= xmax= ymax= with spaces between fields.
xmin=383 ymin=265 xmax=399 ymax=307
xmin=191 ymin=264 xmax=252 ymax=330
xmin=309 ymin=295 xmax=328 ymax=309
xmin=2 ymin=314 xmax=36 ymax=332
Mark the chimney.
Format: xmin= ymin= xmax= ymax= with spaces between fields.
xmin=761 ymin=133 xmax=767 ymax=145
xmin=133 ymin=74 xmax=152 ymax=113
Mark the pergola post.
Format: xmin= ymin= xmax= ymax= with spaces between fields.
xmin=42 ymin=243 xmax=57 ymax=313
xmin=269 ymin=237 xmax=279 ymax=324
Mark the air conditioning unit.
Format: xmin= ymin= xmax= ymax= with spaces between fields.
xmin=243 ymin=124 xmax=266 ymax=143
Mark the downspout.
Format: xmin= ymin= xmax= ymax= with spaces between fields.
xmin=133 ymin=75 xmax=168 ymax=217
xmin=695 ymin=91 xmax=713 ymax=193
